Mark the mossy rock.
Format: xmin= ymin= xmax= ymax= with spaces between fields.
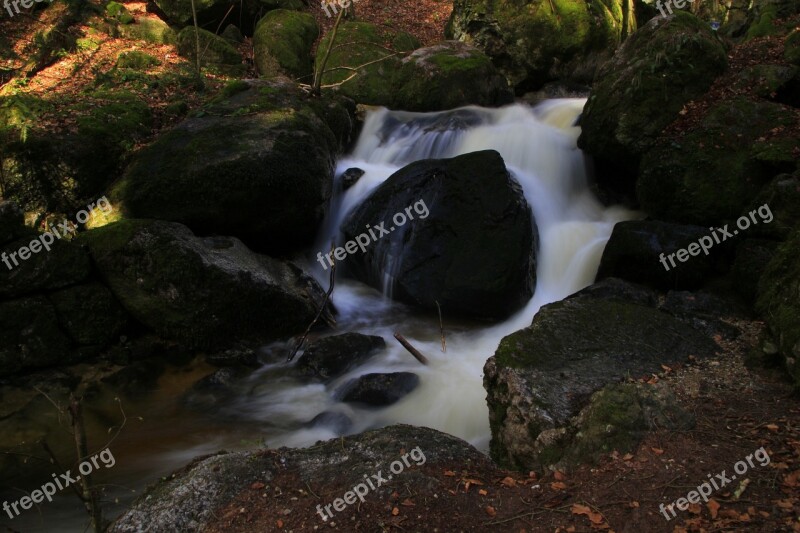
xmin=747 ymin=171 xmax=800 ymax=239
xmin=315 ymin=21 xmax=420 ymax=105
xmin=78 ymin=219 xmax=329 ymax=350
xmin=177 ymin=27 xmax=242 ymax=73
xmin=447 ymin=0 xmax=635 ymax=91
xmin=786 ymin=30 xmax=800 ymax=65
xmin=111 ymin=79 xmax=353 ymax=252
xmin=117 ymin=50 xmax=161 ymax=69
xmin=0 ymin=296 xmax=71 ymax=377
xmin=117 ymin=18 xmax=177 ymax=45
xmin=253 ymin=9 xmax=318 ymax=79
xmin=392 ymin=41 xmax=513 ymax=111
xmin=756 ymin=228 xmax=800 ymax=387
xmin=0 ymin=235 xmax=91 ymax=299
xmin=106 ymin=1 xmax=134 ymax=24
xmin=638 ymin=98 xmax=799 ymax=226
xmin=579 ymin=12 xmax=727 ymax=196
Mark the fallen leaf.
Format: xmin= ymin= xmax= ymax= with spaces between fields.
xmin=444 ymin=470 xmax=456 ymax=477
xmin=551 ymin=481 xmax=567 ymax=490
xmin=479 ymin=489 xmax=488 ymax=496
xmin=623 ymin=453 xmax=634 ymax=461
xmin=629 ymin=501 xmax=639 ymax=508
xmin=401 ymin=498 xmax=415 ymax=506
xmin=501 ymin=476 xmax=517 ymax=487
xmin=554 ymin=471 xmax=566 ymax=481
xmin=486 ymin=506 xmax=496 ymax=517
xmin=688 ymin=503 xmax=702 ymax=514
xmin=391 ymin=507 xmax=399 ymax=516
xmin=651 ymin=447 xmax=664 ymax=455
xmin=276 ymin=519 xmax=283 ymax=528
xmin=707 ymin=499 xmax=721 ymax=519
xmin=733 ymin=478 xmax=750 ymax=500
xmin=251 ymin=482 xmax=265 ymax=490
xmin=766 ymin=423 xmax=780 ymax=432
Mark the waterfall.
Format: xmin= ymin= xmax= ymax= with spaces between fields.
xmin=239 ymin=100 xmax=638 ymax=451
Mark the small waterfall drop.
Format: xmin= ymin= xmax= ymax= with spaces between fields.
xmin=240 ymin=100 xmax=638 ymax=451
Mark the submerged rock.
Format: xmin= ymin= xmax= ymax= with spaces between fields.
xmin=306 ymin=411 xmax=353 ymax=434
xmin=336 ymin=372 xmax=420 ymax=406
xmin=80 ymin=219 xmax=330 ymax=350
xmin=340 ymin=150 xmax=536 ymax=319
xmin=294 ymin=333 xmax=386 ymax=380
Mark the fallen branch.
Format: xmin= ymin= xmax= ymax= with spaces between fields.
xmin=394 ymin=333 xmax=429 ymax=365
xmin=287 ymin=243 xmax=336 ymax=362
xmin=435 ymin=300 xmax=446 ymax=353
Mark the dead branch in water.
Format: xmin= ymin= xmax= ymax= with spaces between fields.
xmin=394 ymin=333 xmax=429 ymax=365
xmin=288 ymin=243 xmax=336 ymax=362
xmin=435 ymin=300 xmax=446 ymax=353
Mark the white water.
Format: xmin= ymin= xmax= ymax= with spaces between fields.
xmin=226 ymin=99 xmax=638 ymax=452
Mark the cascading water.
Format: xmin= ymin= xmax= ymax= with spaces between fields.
xmin=230 ymin=99 xmax=638 ymax=451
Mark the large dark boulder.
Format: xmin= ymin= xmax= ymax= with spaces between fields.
xmin=253 ymin=9 xmax=318 ymax=79
xmin=48 ymin=283 xmax=129 ymax=347
xmin=79 ymin=219 xmax=330 ymax=350
xmin=0 ymin=296 xmax=72 ymax=376
xmin=294 ymin=333 xmax=385 ymax=380
xmin=112 ymin=78 xmax=355 ymax=253
xmin=485 ymin=287 xmax=719 ymax=470
xmin=578 ymin=12 xmax=727 ymax=197
xmin=595 ymin=220 xmax=731 ymax=290
xmin=340 ymin=150 xmax=536 ymax=319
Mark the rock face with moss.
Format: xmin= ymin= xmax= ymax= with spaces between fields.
xmin=446 ymin=0 xmax=636 ymax=92
xmin=112 ymin=78 xmax=354 ymax=252
xmin=177 ymin=27 xmax=243 ymax=74
xmin=80 ymin=219 xmax=330 ymax=350
xmin=578 ymin=12 xmax=727 ymax=196
xmin=637 ymin=98 xmax=799 ymax=226
xmin=484 ymin=282 xmax=718 ymax=470
xmin=341 ymin=150 xmax=536 ymax=319
xmin=253 ymin=9 xmax=318 ymax=79
xmin=756 ymin=228 xmax=800 ymax=387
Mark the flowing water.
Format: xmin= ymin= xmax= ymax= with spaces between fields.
xmin=1 ymin=99 xmax=637 ymax=531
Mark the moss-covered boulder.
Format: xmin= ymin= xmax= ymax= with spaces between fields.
xmin=111 ymin=79 xmax=354 ymax=252
xmin=106 ymin=1 xmax=134 ymax=24
xmin=485 ymin=289 xmax=718 ymax=470
xmin=0 ymin=235 xmax=91 ymax=299
xmin=0 ymin=296 xmax=72 ymax=377
xmin=315 ymin=21 xmax=420 ymax=106
xmin=117 ymin=17 xmax=177 ymax=45
xmin=392 ymin=41 xmax=513 ymax=111
xmin=49 ymin=283 xmax=128 ymax=346
xmin=253 ymin=9 xmax=318 ymax=79
xmin=154 ymin=0 xmax=258 ymax=29
xmin=341 ymin=150 xmax=536 ymax=319
xmin=446 ymin=0 xmax=636 ymax=92
xmin=756 ymin=228 xmax=800 ymax=387
xmin=638 ymin=98 xmax=799 ymax=226
xmin=786 ymin=30 xmax=800 ymax=65
xmin=578 ymin=12 xmax=727 ymax=196
xmin=177 ymin=27 xmax=242 ymax=73
xmin=79 ymin=219 xmax=331 ymax=350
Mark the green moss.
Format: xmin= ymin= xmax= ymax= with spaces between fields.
xmin=221 ymin=79 xmax=250 ymax=97
xmin=786 ymin=30 xmax=800 ymax=65
xmin=177 ymin=27 xmax=241 ymax=68
xmin=253 ymin=9 xmax=318 ymax=79
xmin=117 ymin=50 xmax=161 ymax=69
xmin=746 ymin=5 xmax=778 ymax=39
xmin=76 ymin=37 xmax=101 ymax=52
xmin=118 ymin=18 xmax=177 ymax=45
xmin=106 ymin=1 xmax=134 ymax=24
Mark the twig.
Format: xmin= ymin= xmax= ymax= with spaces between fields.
xmin=287 ymin=242 xmax=336 ymax=361
xmin=68 ymin=396 xmax=103 ymax=533
xmin=435 ymin=300 xmax=446 ymax=353
xmin=393 ymin=333 xmax=429 ymax=365
xmin=312 ymin=7 xmax=344 ymax=95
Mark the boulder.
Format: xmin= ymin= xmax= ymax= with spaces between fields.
xmin=176 ymin=27 xmax=243 ymax=74
xmin=756 ymin=228 xmax=800 ymax=386
xmin=747 ymin=172 xmax=800 ymax=240
xmin=294 ymin=333 xmax=385 ymax=380
xmin=579 ymin=12 xmax=728 ymax=197
xmin=340 ymin=150 xmax=536 ymax=319
xmin=118 ymin=18 xmax=177 ymax=45
xmin=485 ymin=289 xmax=719 ymax=470
xmin=336 ymin=372 xmax=420 ymax=406
xmin=48 ymin=283 xmax=129 ymax=346
xmin=253 ymin=9 xmax=318 ymax=79
xmin=0 ymin=235 xmax=92 ymax=299
xmin=446 ymin=0 xmax=636 ymax=92
xmin=595 ymin=220 xmax=728 ymax=290
xmin=109 ymin=425 xmax=492 ymax=532
xmin=79 ymin=219 xmax=331 ymax=350
xmin=638 ymin=98 xmax=799 ymax=226
xmin=306 ymin=411 xmax=352 ymax=433
xmin=112 ymin=79 xmax=354 ymax=253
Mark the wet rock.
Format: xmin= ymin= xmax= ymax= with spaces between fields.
xmin=307 ymin=411 xmax=352 ymax=434
xmin=341 ymin=150 xmax=536 ymax=319
xmin=80 ymin=219 xmax=331 ymax=350
xmin=570 ymin=277 xmax=657 ymax=307
xmin=596 ymin=220 xmax=727 ymax=291
xmin=337 ymin=372 xmax=420 ymax=406
xmin=340 ymin=167 xmax=365 ymax=190
xmin=485 ymin=289 xmax=719 ymax=471
xmin=294 ymin=333 xmax=385 ymax=381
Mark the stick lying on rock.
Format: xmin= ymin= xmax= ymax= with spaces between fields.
xmin=394 ymin=332 xmax=429 ymax=365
